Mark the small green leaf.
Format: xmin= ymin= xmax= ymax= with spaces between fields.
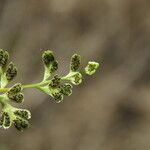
xmin=52 ymin=92 xmax=63 ymax=103
xmin=8 ymin=83 xmax=22 ymax=94
xmin=70 ymin=54 xmax=81 ymax=72
xmin=38 ymin=86 xmax=63 ymax=103
xmin=6 ymin=62 xmax=17 ymax=81
xmin=49 ymin=74 xmax=60 ymax=88
xmin=49 ymin=60 xmax=58 ymax=74
xmin=8 ymin=93 xmax=24 ymax=103
xmin=63 ymin=72 xmax=82 ymax=85
xmin=85 ymin=61 xmax=99 ymax=75
xmin=61 ymin=83 xmax=73 ymax=96
xmin=42 ymin=50 xmax=55 ymax=67
xmin=0 ymin=49 xmax=9 ymax=69
xmin=13 ymin=118 xmax=29 ymax=131
xmin=7 ymin=83 xmax=24 ymax=103
xmin=14 ymin=109 xmax=31 ymax=120
xmin=0 ymin=112 xmax=12 ymax=129
xmin=42 ymin=50 xmax=58 ymax=81
xmin=3 ymin=112 xmax=11 ymax=129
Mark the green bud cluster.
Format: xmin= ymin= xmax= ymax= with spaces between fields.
xmin=0 ymin=112 xmax=11 ymax=129
xmin=0 ymin=49 xmax=99 ymax=131
xmin=61 ymin=83 xmax=72 ymax=96
xmin=42 ymin=50 xmax=55 ymax=66
xmin=85 ymin=61 xmax=99 ymax=75
xmin=61 ymin=54 xmax=83 ymax=85
xmin=0 ymin=49 xmax=18 ymax=88
xmin=70 ymin=54 xmax=81 ymax=72
xmin=13 ymin=109 xmax=31 ymax=131
xmin=39 ymin=74 xmax=73 ymax=103
xmin=7 ymin=83 xmax=24 ymax=103
xmin=49 ymin=75 xmax=61 ymax=88
xmin=8 ymin=83 xmax=22 ymax=94
xmin=42 ymin=50 xmax=58 ymax=80
xmin=8 ymin=93 xmax=24 ymax=103
xmin=63 ymin=72 xmax=82 ymax=85
xmin=50 ymin=76 xmax=73 ymax=102
xmin=14 ymin=109 xmax=31 ymax=120
xmin=0 ymin=49 xmax=9 ymax=69
xmin=6 ymin=62 xmax=17 ymax=81
xmin=0 ymin=105 xmax=31 ymax=131
xmin=49 ymin=76 xmax=64 ymax=103
xmin=13 ymin=118 xmax=29 ymax=131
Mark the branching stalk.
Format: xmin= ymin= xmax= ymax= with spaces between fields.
xmin=0 ymin=49 xmax=99 ymax=131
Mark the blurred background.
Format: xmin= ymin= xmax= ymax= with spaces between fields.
xmin=0 ymin=0 xmax=150 ymax=150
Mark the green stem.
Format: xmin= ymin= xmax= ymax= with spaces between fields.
xmin=22 ymin=80 xmax=50 ymax=89
xmin=0 ymin=70 xmax=84 ymax=93
xmin=0 ymin=87 xmax=8 ymax=92
xmin=0 ymin=80 xmax=51 ymax=93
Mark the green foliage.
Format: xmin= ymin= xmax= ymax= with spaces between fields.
xmin=70 ymin=54 xmax=81 ymax=72
xmin=85 ymin=61 xmax=99 ymax=75
xmin=0 ymin=49 xmax=99 ymax=131
xmin=0 ymin=49 xmax=9 ymax=69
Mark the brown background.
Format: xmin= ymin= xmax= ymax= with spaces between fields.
xmin=0 ymin=0 xmax=150 ymax=150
